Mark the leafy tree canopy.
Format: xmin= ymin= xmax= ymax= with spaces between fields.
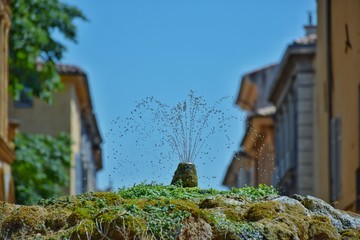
xmin=9 ymin=0 xmax=87 ymax=104
xmin=12 ymin=133 xmax=72 ymax=205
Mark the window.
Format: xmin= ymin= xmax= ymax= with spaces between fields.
xmin=14 ymin=87 xmax=33 ymax=108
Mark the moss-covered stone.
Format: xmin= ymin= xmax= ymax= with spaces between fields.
xmin=0 ymin=184 xmax=359 ymax=239
xmin=1 ymin=205 xmax=48 ymax=237
xmin=341 ymin=228 xmax=360 ymax=239
xmin=177 ymin=216 xmax=212 ymax=239
xmin=199 ymin=197 xmax=223 ymax=209
xmin=171 ymin=162 xmax=198 ymax=187
xmin=44 ymin=208 xmax=69 ymax=231
xmin=308 ymin=215 xmax=341 ymax=239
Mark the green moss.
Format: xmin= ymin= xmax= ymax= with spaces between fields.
xmin=69 ymin=219 xmax=95 ymax=240
xmin=245 ymin=201 xmax=281 ymax=221
xmin=199 ymin=197 xmax=223 ymax=209
xmin=1 ymin=206 xmax=47 ymax=237
xmin=223 ymin=208 xmax=246 ymax=222
xmin=341 ymin=229 xmax=360 ymax=239
xmin=308 ymin=216 xmax=340 ymax=239
xmin=256 ymin=219 xmax=298 ymax=240
xmin=0 ymin=202 xmax=16 ymax=223
xmin=67 ymin=208 xmax=94 ymax=226
xmin=241 ymin=198 xmax=317 ymax=240
xmin=44 ymin=208 xmax=69 ymax=231
xmin=301 ymin=197 xmax=316 ymax=210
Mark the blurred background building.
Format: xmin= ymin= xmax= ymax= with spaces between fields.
xmin=268 ymin=24 xmax=316 ymax=196
xmin=9 ymin=64 xmax=103 ymax=195
xmin=225 ymin=0 xmax=360 ymax=212
xmin=223 ymin=64 xmax=277 ymax=188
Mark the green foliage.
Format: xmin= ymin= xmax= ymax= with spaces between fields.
xmin=119 ymin=203 xmax=191 ymax=239
xmin=118 ymin=182 xmax=278 ymax=201
xmin=38 ymin=191 xmax=191 ymax=239
xmin=9 ymin=0 xmax=87 ymax=103
xmin=228 ymin=184 xmax=279 ymax=200
xmin=211 ymin=214 xmax=263 ymax=239
xmin=12 ymin=133 xmax=72 ymax=205
xmin=118 ymin=182 xmax=221 ymax=200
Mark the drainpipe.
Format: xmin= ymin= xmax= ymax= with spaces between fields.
xmin=326 ymin=0 xmax=334 ymax=201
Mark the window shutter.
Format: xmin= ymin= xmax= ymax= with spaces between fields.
xmin=330 ymin=117 xmax=342 ymax=201
xmin=75 ymin=153 xmax=83 ymax=194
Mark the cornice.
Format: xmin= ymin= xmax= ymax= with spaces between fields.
xmin=0 ymin=0 xmax=11 ymax=27
xmin=0 ymin=137 xmax=15 ymax=164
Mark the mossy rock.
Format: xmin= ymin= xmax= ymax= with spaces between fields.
xmin=171 ymin=162 xmax=198 ymax=187
xmin=245 ymin=201 xmax=281 ymax=221
xmin=1 ymin=205 xmax=48 ymax=236
xmin=341 ymin=228 xmax=360 ymax=239
xmin=308 ymin=215 xmax=341 ymax=239
xmin=0 ymin=184 xmax=360 ymax=239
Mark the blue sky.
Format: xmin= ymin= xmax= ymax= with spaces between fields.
xmin=61 ymin=0 xmax=316 ymax=190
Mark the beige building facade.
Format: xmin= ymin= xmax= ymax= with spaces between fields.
xmin=0 ymin=0 xmax=15 ymax=203
xmin=315 ymin=0 xmax=360 ymax=211
xmin=269 ymin=33 xmax=316 ymax=196
xmin=9 ymin=65 xmax=102 ymax=195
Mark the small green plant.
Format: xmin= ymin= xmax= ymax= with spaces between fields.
xmin=120 ymin=203 xmax=191 ymax=239
xmin=228 ymin=184 xmax=278 ymax=200
xmin=118 ymin=182 xmax=220 ymax=200
xmin=211 ymin=213 xmax=263 ymax=239
xmin=118 ymin=182 xmax=278 ymax=201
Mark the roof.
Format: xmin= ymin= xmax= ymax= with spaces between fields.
xmin=56 ymin=64 xmax=87 ymax=75
xmin=56 ymin=64 xmax=93 ymax=109
xmin=235 ymin=64 xmax=278 ymax=111
xmin=268 ymin=35 xmax=316 ymax=105
xmin=293 ymin=33 xmax=317 ymax=45
xmin=242 ymin=63 xmax=278 ymax=81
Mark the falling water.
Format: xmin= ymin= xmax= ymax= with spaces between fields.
xmin=104 ymin=90 xmax=241 ymax=188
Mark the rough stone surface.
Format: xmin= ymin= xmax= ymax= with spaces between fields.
xmin=292 ymin=194 xmax=360 ymax=231
xmin=171 ymin=162 xmax=198 ymax=187
xmin=177 ymin=216 xmax=212 ymax=240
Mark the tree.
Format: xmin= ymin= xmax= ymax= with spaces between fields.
xmin=12 ymin=133 xmax=72 ymax=205
xmin=9 ymin=0 xmax=87 ymax=103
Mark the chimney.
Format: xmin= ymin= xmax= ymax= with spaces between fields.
xmin=304 ymin=11 xmax=316 ymax=36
